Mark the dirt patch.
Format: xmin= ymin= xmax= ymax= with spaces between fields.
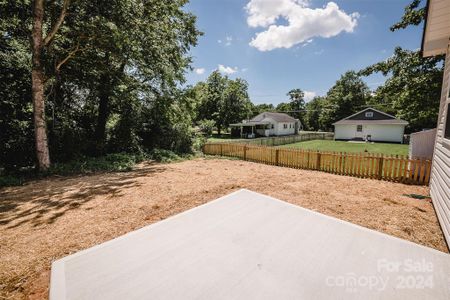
xmin=0 ymin=158 xmax=447 ymax=299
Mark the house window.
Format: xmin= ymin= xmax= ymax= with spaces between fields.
xmin=445 ymin=103 xmax=450 ymax=140
xmin=357 ymin=125 xmax=363 ymax=132
xmin=365 ymin=111 xmax=374 ymax=118
xmin=283 ymin=124 xmax=288 ymax=129
xmin=271 ymin=124 xmax=274 ymax=129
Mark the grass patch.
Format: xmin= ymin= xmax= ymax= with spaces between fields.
xmin=279 ymin=140 xmax=409 ymax=156
xmin=207 ymin=133 xmax=244 ymax=143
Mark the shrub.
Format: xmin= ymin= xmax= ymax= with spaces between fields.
xmin=198 ymin=119 xmax=215 ymax=136
xmin=48 ymin=153 xmax=148 ymax=175
xmin=0 ymin=175 xmax=24 ymax=188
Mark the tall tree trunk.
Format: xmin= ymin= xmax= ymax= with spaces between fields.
xmin=32 ymin=0 xmax=51 ymax=171
xmin=94 ymin=86 xmax=110 ymax=155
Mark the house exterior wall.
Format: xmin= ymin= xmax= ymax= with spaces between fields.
xmin=430 ymin=42 xmax=450 ymax=246
xmin=274 ymin=122 xmax=296 ymax=136
xmin=409 ymin=129 xmax=437 ymax=159
xmin=335 ymin=124 xmax=405 ymax=143
xmin=334 ymin=125 xmax=356 ymax=140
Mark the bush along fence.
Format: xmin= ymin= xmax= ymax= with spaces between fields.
xmin=203 ymin=143 xmax=432 ymax=185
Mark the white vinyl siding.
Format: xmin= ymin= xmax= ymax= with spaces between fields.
xmin=430 ymin=41 xmax=450 ymax=246
xmin=275 ymin=122 xmax=296 ymax=136
xmin=422 ymin=0 xmax=450 ymax=56
xmin=334 ymin=124 xmax=405 ymax=143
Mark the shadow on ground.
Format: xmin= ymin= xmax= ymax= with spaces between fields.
xmin=0 ymin=162 xmax=166 ymax=229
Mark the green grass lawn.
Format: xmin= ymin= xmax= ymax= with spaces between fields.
xmin=279 ymin=140 xmax=409 ymax=156
xmin=207 ymin=133 xmax=244 ymax=143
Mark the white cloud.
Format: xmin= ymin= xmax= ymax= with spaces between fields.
xmin=304 ymin=91 xmax=316 ymax=102
xmin=219 ymin=36 xmax=233 ymax=46
xmin=225 ymin=36 xmax=233 ymax=46
xmin=194 ymin=68 xmax=205 ymax=75
xmin=218 ymin=64 xmax=238 ymax=74
xmin=245 ymin=0 xmax=359 ymax=51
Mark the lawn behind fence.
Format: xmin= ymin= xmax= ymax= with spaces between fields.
xmin=279 ymin=140 xmax=409 ymax=156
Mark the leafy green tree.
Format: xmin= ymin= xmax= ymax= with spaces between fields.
xmin=251 ymin=103 xmax=275 ymax=116
xmin=360 ymin=48 xmax=443 ymax=132
xmin=390 ymin=0 xmax=426 ymax=31
xmin=196 ymin=72 xmax=252 ymax=134
xmin=220 ymin=78 xmax=252 ymax=129
xmin=198 ymin=119 xmax=215 ymax=136
xmin=197 ymin=71 xmax=226 ymax=133
xmin=0 ymin=0 xmax=201 ymax=171
xmin=287 ymin=88 xmax=306 ymax=121
xmin=359 ymin=0 xmax=444 ymax=132
xmin=275 ymin=102 xmax=292 ymax=113
xmin=304 ymin=96 xmax=326 ymax=131
xmin=320 ymin=71 xmax=370 ymax=130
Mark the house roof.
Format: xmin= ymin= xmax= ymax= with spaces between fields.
xmin=229 ymin=121 xmax=270 ymax=127
xmin=251 ymin=112 xmax=296 ymax=123
xmin=421 ymin=0 xmax=450 ymax=57
xmin=333 ymin=107 xmax=408 ymax=126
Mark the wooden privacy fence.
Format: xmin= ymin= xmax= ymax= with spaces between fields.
xmin=203 ymin=143 xmax=432 ymax=185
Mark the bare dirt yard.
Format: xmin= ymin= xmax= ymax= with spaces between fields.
xmin=0 ymin=158 xmax=447 ymax=299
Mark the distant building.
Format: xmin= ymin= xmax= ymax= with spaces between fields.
xmin=333 ymin=108 xmax=408 ymax=143
xmin=230 ymin=112 xmax=301 ymax=138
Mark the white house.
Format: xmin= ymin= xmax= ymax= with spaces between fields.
xmin=230 ymin=112 xmax=300 ymax=138
xmin=422 ymin=0 xmax=450 ymax=247
xmin=333 ymin=108 xmax=408 ymax=143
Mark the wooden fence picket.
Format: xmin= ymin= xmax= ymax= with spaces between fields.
xmin=202 ymin=142 xmax=431 ymax=185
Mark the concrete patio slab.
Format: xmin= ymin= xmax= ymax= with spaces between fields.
xmin=50 ymin=189 xmax=450 ymax=299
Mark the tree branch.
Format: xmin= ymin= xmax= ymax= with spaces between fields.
xmin=55 ymin=42 xmax=81 ymax=71
xmin=43 ymin=0 xmax=70 ymax=46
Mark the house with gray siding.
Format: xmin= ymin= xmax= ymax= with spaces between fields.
xmin=422 ymin=0 xmax=450 ymax=249
xmin=333 ymin=108 xmax=408 ymax=143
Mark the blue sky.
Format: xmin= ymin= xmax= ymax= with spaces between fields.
xmin=184 ymin=0 xmax=424 ymax=105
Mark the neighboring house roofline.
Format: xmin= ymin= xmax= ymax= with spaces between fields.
xmin=341 ymin=107 xmax=397 ymax=121
xmin=333 ymin=119 xmax=409 ymax=126
xmin=251 ymin=112 xmax=297 ymax=123
xmin=332 ymin=107 xmax=408 ymax=125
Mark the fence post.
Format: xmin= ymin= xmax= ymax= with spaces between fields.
xmin=377 ymin=156 xmax=384 ymax=179
xmin=275 ymin=148 xmax=280 ymax=166
xmin=220 ymin=144 xmax=223 ymax=156
xmin=316 ymin=152 xmax=321 ymax=170
xmin=243 ymin=145 xmax=247 ymax=160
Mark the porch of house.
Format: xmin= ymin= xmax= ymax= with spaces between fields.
xmin=230 ymin=122 xmax=272 ymax=138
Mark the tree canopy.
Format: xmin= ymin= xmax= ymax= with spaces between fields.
xmin=0 ymin=0 xmax=201 ymax=171
xmin=195 ymin=71 xmax=252 ymax=134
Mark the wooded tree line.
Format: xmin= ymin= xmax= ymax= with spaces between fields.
xmin=0 ymin=0 xmax=443 ymax=173
xmin=1 ymin=0 xmax=202 ymax=171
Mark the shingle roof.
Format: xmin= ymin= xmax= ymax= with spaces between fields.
xmin=251 ymin=112 xmax=296 ymax=123
xmin=332 ymin=107 xmax=408 ymax=126
xmin=333 ymin=119 xmax=409 ymax=125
